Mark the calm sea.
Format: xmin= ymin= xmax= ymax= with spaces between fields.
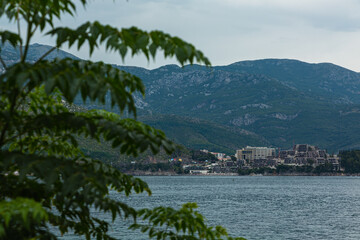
xmin=61 ymin=176 xmax=360 ymax=240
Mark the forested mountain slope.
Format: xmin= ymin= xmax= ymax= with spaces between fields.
xmin=2 ymin=43 xmax=360 ymax=152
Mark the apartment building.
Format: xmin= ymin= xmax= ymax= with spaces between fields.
xmin=236 ymin=146 xmax=275 ymax=163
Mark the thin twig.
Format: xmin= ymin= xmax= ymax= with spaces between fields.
xmin=17 ymin=7 xmax=23 ymax=59
xmin=36 ymin=46 xmax=57 ymax=63
xmin=21 ymin=21 xmax=32 ymax=62
xmin=0 ymin=55 xmax=7 ymax=69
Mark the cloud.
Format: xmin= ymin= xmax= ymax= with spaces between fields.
xmin=2 ymin=0 xmax=360 ymax=71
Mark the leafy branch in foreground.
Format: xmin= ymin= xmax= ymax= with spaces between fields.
xmin=0 ymin=151 xmax=147 ymax=239
xmin=0 ymin=0 xmax=243 ymax=239
xmin=131 ymin=203 xmax=246 ymax=240
xmin=48 ymin=22 xmax=211 ymax=66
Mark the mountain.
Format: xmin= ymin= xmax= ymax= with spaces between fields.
xmin=139 ymin=114 xmax=268 ymax=154
xmin=222 ymin=59 xmax=360 ymax=104
xmin=0 ymin=42 xmax=79 ymax=67
xmin=116 ymin=61 xmax=360 ymax=152
xmin=2 ymin=43 xmax=360 ymax=153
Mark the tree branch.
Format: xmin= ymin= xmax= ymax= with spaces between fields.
xmin=0 ymin=55 xmax=7 ymax=69
xmin=21 ymin=21 xmax=32 ymax=62
xmin=36 ymin=46 xmax=57 ymax=63
xmin=17 ymin=6 xmax=23 ymax=59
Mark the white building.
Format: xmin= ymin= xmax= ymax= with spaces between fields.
xmin=210 ymin=152 xmax=226 ymax=160
xmin=236 ymin=146 xmax=275 ymax=163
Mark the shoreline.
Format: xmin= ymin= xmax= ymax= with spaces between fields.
xmin=125 ymin=171 xmax=360 ymax=177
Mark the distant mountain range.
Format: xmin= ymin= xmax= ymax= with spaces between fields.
xmin=0 ymin=42 xmax=79 ymax=65
xmin=2 ymin=43 xmax=360 ymax=153
xmin=115 ymin=61 xmax=360 ymax=153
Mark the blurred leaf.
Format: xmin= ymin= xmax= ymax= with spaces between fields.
xmin=48 ymin=23 xmax=211 ymax=66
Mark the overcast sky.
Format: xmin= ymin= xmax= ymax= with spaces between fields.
xmin=3 ymin=0 xmax=360 ymax=71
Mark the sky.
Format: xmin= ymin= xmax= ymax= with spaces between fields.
xmin=3 ymin=0 xmax=360 ymax=71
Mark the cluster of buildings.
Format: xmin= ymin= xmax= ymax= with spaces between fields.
xmin=236 ymin=144 xmax=340 ymax=170
xmin=184 ymin=144 xmax=341 ymax=174
xmin=279 ymin=144 xmax=340 ymax=169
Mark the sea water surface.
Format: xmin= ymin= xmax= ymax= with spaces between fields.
xmin=62 ymin=176 xmax=360 ymax=239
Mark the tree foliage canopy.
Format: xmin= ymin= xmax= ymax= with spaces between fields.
xmin=0 ymin=0 xmax=243 ymax=239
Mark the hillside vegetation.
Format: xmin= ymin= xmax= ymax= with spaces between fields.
xmin=2 ymin=44 xmax=360 ymax=153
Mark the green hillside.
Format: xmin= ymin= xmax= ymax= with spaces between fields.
xmin=222 ymin=59 xmax=360 ymax=104
xmin=116 ymin=65 xmax=353 ymax=151
xmin=140 ymin=115 xmax=269 ymax=154
xmin=2 ymin=43 xmax=360 ymax=153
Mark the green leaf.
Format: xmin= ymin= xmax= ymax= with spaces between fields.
xmin=1 ymin=59 xmax=145 ymax=116
xmin=0 ymin=30 xmax=22 ymax=48
xmin=47 ymin=23 xmax=211 ymax=67
xmin=0 ymin=198 xmax=50 ymax=238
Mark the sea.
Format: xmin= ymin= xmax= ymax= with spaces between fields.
xmin=61 ymin=176 xmax=360 ymax=240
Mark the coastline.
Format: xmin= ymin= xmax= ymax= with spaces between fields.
xmin=125 ymin=171 xmax=359 ymax=177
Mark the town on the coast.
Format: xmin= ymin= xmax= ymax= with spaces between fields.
xmin=181 ymin=144 xmax=341 ymax=175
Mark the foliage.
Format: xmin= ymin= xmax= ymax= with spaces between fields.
xmin=4 ymin=44 xmax=360 ymax=153
xmin=106 ymin=61 xmax=360 ymax=154
xmin=0 ymin=0 xmax=240 ymax=240
xmin=238 ymin=167 xmax=274 ymax=175
xmin=0 ymin=197 xmax=50 ymax=239
xmin=191 ymin=150 xmax=217 ymax=162
xmin=119 ymin=161 xmax=188 ymax=175
xmin=138 ymin=114 xmax=268 ymax=155
xmin=131 ymin=203 xmax=246 ymax=240
xmin=274 ymin=164 xmax=335 ymax=175
xmin=120 ymin=162 xmax=173 ymax=173
xmin=339 ymin=150 xmax=360 ymax=173
xmin=313 ymin=162 xmax=335 ymax=174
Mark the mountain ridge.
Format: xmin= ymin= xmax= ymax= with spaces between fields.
xmin=2 ymin=43 xmax=360 ymax=152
